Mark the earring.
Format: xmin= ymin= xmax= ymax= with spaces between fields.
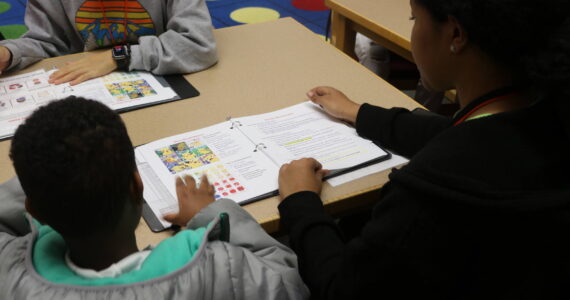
xmin=450 ymin=44 xmax=457 ymax=53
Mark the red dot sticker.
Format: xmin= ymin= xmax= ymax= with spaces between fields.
xmin=218 ymin=187 xmax=224 ymax=191
xmin=234 ymin=182 xmax=240 ymax=186
xmin=237 ymin=186 xmax=245 ymax=191
xmin=230 ymin=189 xmax=237 ymax=193
xmin=214 ymin=182 xmax=219 ymax=186
xmin=229 ymin=177 xmax=235 ymax=181
xmin=223 ymin=192 xmax=229 ymax=196
xmin=226 ymin=185 xmax=232 ymax=188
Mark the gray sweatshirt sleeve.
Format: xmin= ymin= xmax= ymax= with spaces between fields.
xmin=0 ymin=0 xmax=82 ymax=71
xmin=129 ymin=0 xmax=218 ymax=74
xmin=1 ymin=0 xmax=217 ymax=74
xmin=0 ymin=177 xmax=29 ymax=236
xmin=188 ymin=199 xmax=310 ymax=300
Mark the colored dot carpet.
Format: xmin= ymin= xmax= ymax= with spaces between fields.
xmin=0 ymin=0 xmax=329 ymax=40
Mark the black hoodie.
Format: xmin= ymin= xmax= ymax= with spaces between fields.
xmin=279 ymin=99 xmax=570 ymax=300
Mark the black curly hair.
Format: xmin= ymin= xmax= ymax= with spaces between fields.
xmin=10 ymin=97 xmax=136 ymax=237
xmin=415 ymin=0 xmax=570 ymax=134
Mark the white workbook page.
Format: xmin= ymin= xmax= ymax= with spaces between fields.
xmin=235 ymin=101 xmax=388 ymax=170
xmin=0 ymin=70 xmax=52 ymax=139
xmin=0 ymin=69 xmax=176 ymax=139
xmin=46 ymin=69 xmax=177 ymax=110
xmin=136 ymin=121 xmax=280 ymax=227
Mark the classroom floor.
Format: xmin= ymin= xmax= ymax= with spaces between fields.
xmin=0 ymin=0 xmax=330 ymax=39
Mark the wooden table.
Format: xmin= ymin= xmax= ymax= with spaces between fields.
xmin=326 ymin=0 xmax=413 ymax=61
xmin=0 ymin=18 xmax=420 ymax=248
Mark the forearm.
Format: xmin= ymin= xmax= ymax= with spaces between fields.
xmin=356 ymin=104 xmax=451 ymax=157
xmin=279 ymin=192 xmax=349 ymax=299
xmin=0 ymin=46 xmax=12 ymax=71
xmin=129 ymin=0 xmax=218 ymax=74
xmin=279 ymin=189 xmax=433 ymax=299
xmin=187 ymin=199 xmax=297 ymax=264
xmin=0 ymin=39 xmax=50 ymax=71
xmin=129 ymin=35 xmax=217 ymax=74
xmin=1 ymin=0 xmax=76 ymax=71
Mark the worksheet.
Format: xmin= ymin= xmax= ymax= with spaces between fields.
xmin=0 ymin=69 xmax=177 ymax=139
xmin=236 ymin=102 xmax=386 ymax=170
xmin=136 ymin=122 xmax=281 ymax=225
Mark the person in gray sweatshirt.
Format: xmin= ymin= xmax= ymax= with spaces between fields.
xmin=0 ymin=0 xmax=218 ymax=85
xmin=0 ymin=97 xmax=309 ymax=300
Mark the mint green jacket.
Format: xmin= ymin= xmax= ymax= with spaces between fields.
xmin=0 ymin=177 xmax=309 ymax=299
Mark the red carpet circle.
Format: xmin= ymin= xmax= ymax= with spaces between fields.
xmin=291 ymin=0 xmax=328 ymax=11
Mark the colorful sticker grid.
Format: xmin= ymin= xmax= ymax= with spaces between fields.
xmin=154 ymin=147 xmax=184 ymax=173
xmin=105 ymin=79 xmax=157 ymax=101
xmin=192 ymin=165 xmax=246 ymax=199
xmin=172 ymin=142 xmax=204 ymax=169
xmin=155 ymin=140 xmax=220 ymax=174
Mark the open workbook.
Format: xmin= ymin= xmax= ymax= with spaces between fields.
xmin=0 ymin=69 xmax=198 ymax=140
xmin=136 ymin=101 xmax=391 ymax=231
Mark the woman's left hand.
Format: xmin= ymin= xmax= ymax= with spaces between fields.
xmin=49 ymin=50 xmax=118 ymax=86
xmin=278 ymin=158 xmax=328 ymax=201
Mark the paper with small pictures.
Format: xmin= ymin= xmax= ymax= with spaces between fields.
xmin=0 ymin=69 xmax=177 ymax=139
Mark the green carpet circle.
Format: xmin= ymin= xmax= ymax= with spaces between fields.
xmin=0 ymin=2 xmax=11 ymax=14
xmin=0 ymin=25 xmax=28 ymax=39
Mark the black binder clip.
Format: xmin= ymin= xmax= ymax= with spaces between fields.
xmin=253 ymin=143 xmax=267 ymax=152
xmin=227 ymin=117 xmax=242 ymax=129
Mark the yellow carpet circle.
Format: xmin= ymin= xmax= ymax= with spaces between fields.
xmin=230 ymin=7 xmax=280 ymax=24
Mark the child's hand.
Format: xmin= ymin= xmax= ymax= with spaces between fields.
xmin=0 ymin=46 xmax=12 ymax=71
xmin=48 ymin=49 xmax=117 ymax=86
xmin=278 ymin=158 xmax=328 ymax=200
xmin=307 ymin=86 xmax=362 ymax=124
xmin=163 ymin=175 xmax=216 ymax=226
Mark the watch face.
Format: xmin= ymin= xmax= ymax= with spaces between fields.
xmin=113 ymin=46 xmax=127 ymax=59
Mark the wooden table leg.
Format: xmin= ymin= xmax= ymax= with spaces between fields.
xmin=330 ymin=11 xmax=357 ymax=60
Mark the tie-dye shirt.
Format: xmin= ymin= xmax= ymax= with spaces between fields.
xmin=75 ymin=0 xmax=156 ymax=49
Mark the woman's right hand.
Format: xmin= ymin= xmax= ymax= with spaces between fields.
xmin=278 ymin=158 xmax=328 ymax=201
xmin=307 ymin=86 xmax=361 ymax=124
